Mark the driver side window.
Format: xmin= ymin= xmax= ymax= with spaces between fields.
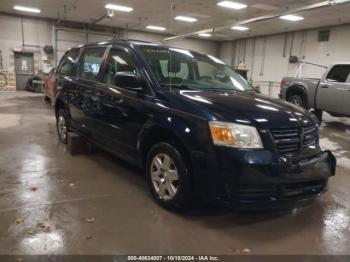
xmin=102 ymin=49 xmax=136 ymax=86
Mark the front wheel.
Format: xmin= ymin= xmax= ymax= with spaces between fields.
xmin=145 ymin=142 xmax=192 ymax=211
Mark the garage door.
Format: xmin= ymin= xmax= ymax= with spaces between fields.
xmin=55 ymin=28 xmax=116 ymax=65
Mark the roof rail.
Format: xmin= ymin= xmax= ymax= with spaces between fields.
xmin=111 ymin=38 xmax=154 ymax=44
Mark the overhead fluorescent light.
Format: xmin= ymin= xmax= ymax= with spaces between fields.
xmin=198 ymin=33 xmax=212 ymax=37
xmin=13 ymin=5 xmax=41 ymax=13
xmin=174 ymin=16 xmax=198 ymax=23
xmin=105 ymin=4 xmax=133 ymax=12
xmin=231 ymin=25 xmax=249 ymax=31
xmin=217 ymin=1 xmax=247 ymax=10
xmin=113 ymin=56 xmax=127 ymax=65
xmin=280 ymin=14 xmax=304 ymax=21
xmin=146 ymin=25 xmax=166 ymax=31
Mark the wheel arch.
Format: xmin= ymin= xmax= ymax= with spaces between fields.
xmin=138 ymin=124 xmax=192 ymax=168
xmin=55 ymin=98 xmax=66 ymax=115
xmin=286 ymin=85 xmax=307 ymax=100
xmin=286 ymin=84 xmax=308 ymax=108
xmin=54 ymin=93 xmax=70 ymax=116
xmin=139 ymin=123 xmax=197 ymax=196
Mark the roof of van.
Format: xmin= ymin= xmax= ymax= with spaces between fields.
xmin=70 ymin=38 xmax=160 ymax=49
xmin=66 ymin=38 xmax=218 ymax=61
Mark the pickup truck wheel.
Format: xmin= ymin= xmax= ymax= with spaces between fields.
xmin=145 ymin=142 xmax=192 ymax=212
xmin=288 ymin=95 xmax=305 ymax=108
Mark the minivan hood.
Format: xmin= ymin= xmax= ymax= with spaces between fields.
xmin=171 ymin=90 xmax=316 ymax=129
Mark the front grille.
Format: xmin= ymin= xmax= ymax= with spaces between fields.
xmin=270 ymin=125 xmax=319 ymax=155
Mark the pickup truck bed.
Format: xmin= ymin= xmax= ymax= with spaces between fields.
xmin=280 ymin=77 xmax=320 ymax=109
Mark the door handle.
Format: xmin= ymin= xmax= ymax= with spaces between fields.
xmin=320 ymin=85 xmax=328 ymax=88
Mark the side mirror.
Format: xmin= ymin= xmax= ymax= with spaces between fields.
xmin=114 ymin=72 xmax=144 ymax=91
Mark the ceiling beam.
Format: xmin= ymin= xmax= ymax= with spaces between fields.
xmin=163 ymin=0 xmax=350 ymax=42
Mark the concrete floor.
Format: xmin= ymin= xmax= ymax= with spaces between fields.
xmin=0 ymin=91 xmax=349 ymax=255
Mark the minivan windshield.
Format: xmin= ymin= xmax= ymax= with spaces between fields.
xmin=138 ymin=45 xmax=254 ymax=91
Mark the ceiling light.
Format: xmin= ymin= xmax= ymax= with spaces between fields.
xmin=146 ymin=25 xmax=166 ymax=31
xmin=106 ymin=9 xmax=115 ymax=18
xmin=280 ymin=14 xmax=304 ymax=21
xmin=198 ymin=33 xmax=212 ymax=37
xmin=330 ymin=0 xmax=350 ymax=4
xmin=217 ymin=1 xmax=247 ymax=10
xmin=13 ymin=5 xmax=41 ymax=13
xmin=231 ymin=26 xmax=249 ymax=31
xmin=105 ymin=4 xmax=133 ymax=12
xmin=174 ymin=16 xmax=198 ymax=23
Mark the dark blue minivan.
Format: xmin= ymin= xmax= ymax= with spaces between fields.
xmin=55 ymin=39 xmax=336 ymax=211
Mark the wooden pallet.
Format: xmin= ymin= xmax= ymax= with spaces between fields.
xmin=0 ymin=71 xmax=16 ymax=91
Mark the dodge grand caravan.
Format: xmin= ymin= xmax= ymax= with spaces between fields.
xmin=55 ymin=39 xmax=336 ymax=211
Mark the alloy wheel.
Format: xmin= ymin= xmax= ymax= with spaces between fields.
xmin=150 ymin=153 xmax=179 ymax=200
xmin=291 ymin=98 xmax=301 ymax=106
xmin=57 ymin=114 xmax=67 ymax=142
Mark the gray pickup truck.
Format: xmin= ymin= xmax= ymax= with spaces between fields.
xmin=280 ymin=63 xmax=350 ymax=122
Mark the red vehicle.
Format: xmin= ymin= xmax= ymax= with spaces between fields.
xmin=44 ymin=68 xmax=56 ymax=105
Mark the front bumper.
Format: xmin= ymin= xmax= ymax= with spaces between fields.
xmin=191 ymin=148 xmax=336 ymax=209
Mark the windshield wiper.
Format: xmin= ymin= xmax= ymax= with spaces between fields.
xmin=162 ymin=84 xmax=199 ymax=91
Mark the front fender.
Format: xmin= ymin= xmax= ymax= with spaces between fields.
xmin=55 ymin=89 xmax=69 ymax=111
xmin=137 ymin=112 xmax=212 ymax=161
xmin=142 ymin=114 xmax=210 ymax=146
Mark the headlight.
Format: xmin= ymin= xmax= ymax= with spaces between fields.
xmin=209 ymin=121 xmax=263 ymax=149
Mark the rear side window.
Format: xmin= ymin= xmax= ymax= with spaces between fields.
xmin=326 ymin=65 xmax=350 ymax=83
xmin=77 ymin=47 xmax=106 ymax=81
xmin=57 ymin=49 xmax=79 ymax=76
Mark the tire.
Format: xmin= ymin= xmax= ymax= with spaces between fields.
xmin=145 ymin=142 xmax=193 ymax=212
xmin=312 ymin=109 xmax=323 ymax=124
xmin=288 ymin=94 xmax=306 ymax=109
xmin=0 ymin=73 xmax=7 ymax=88
xmin=56 ymin=108 xmax=68 ymax=144
xmin=44 ymin=95 xmax=51 ymax=103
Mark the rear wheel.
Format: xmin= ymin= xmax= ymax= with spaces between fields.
xmin=288 ymin=94 xmax=305 ymax=108
xmin=56 ymin=109 xmax=68 ymax=144
xmin=44 ymin=95 xmax=51 ymax=103
xmin=0 ymin=73 xmax=7 ymax=88
xmin=145 ymin=142 xmax=192 ymax=211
